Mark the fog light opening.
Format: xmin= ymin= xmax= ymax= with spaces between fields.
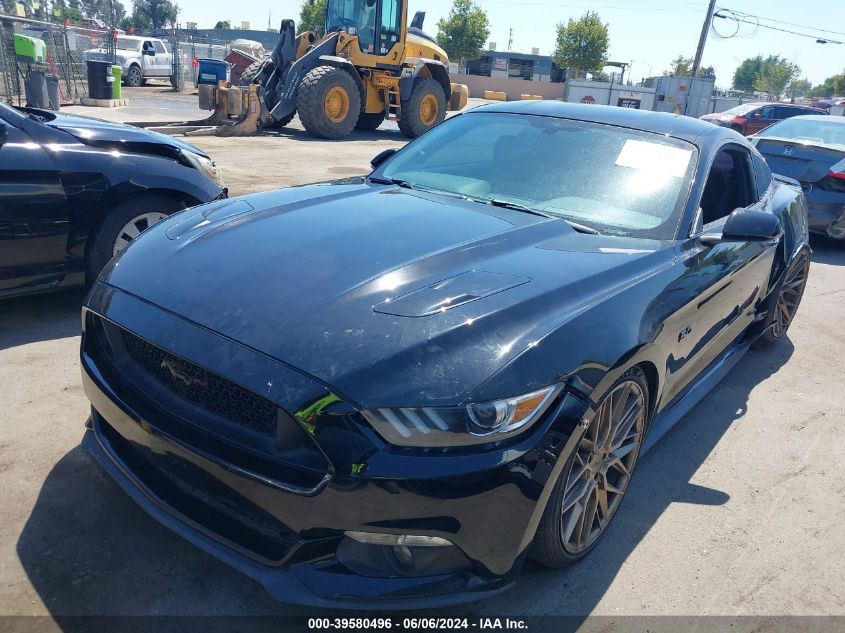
xmin=337 ymin=531 xmax=473 ymax=578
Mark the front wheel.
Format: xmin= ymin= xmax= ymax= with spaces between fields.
xmin=125 ymin=65 xmax=143 ymax=87
xmin=86 ymin=194 xmax=186 ymax=283
xmin=398 ymin=77 xmax=447 ymax=138
xmin=754 ymin=249 xmax=810 ymax=347
xmin=296 ymin=65 xmax=360 ymax=140
xmin=531 ymin=367 xmax=650 ymax=567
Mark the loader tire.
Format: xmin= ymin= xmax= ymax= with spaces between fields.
xmin=238 ymin=60 xmax=264 ymax=86
xmin=296 ymin=65 xmax=360 ymax=140
xmin=239 ymin=59 xmax=295 ymax=130
xmin=398 ymin=77 xmax=446 ymax=138
xmin=355 ymin=111 xmax=385 ymax=131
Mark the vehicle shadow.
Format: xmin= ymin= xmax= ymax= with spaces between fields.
xmin=809 ymin=236 xmax=845 ymax=266
xmin=15 ymin=340 xmax=793 ymax=623
xmin=0 ymin=289 xmax=86 ymax=351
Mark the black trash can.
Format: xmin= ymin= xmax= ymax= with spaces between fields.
xmin=86 ymin=60 xmax=113 ymax=100
xmin=45 ymin=74 xmax=60 ymax=110
xmin=24 ymin=70 xmax=49 ymax=108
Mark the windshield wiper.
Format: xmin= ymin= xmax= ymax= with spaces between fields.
xmin=368 ymin=176 xmax=414 ymax=189
xmin=563 ymin=219 xmax=600 ymax=235
xmin=487 ymin=198 xmax=551 ymax=218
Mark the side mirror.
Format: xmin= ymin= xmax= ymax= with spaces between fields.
xmin=143 ymin=48 xmax=155 ymax=56
xmin=699 ymin=209 xmax=782 ymax=246
xmin=753 ymin=112 xmax=761 ymax=118
xmin=370 ymin=148 xmax=397 ymax=170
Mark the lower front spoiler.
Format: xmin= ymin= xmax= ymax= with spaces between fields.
xmin=81 ymin=421 xmax=513 ymax=609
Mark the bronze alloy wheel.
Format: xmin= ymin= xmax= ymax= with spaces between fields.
xmin=561 ymin=379 xmax=646 ymax=554
xmin=772 ymin=252 xmax=810 ymax=340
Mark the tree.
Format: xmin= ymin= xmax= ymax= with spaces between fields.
xmin=436 ymin=0 xmax=490 ymax=69
xmin=214 ymin=20 xmax=230 ymax=30
xmin=753 ymin=57 xmax=800 ymax=100
xmin=0 ymin=0 xmax=16 ymax=15
xmin=697 ymin=65 xmax=716 ymax=79
xmin=299 ymin=0 xmax=327 ymax=36
xmin=665 ymin=55 xmax=692 ymax=77
xmin=552 ymin=11 xmax=609 ymax=80
xmin=808 ymin=70 xmax=845 ymax=98
xmin=733 ymin=55 xmax=765 ymax=92
xmin=787 ymin=78 xmax=812 ymax=99
xmin=131 ymin=0 xmax=178 ymax=30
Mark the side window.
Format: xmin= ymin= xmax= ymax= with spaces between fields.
xmin=752 ymin=153 xmax=773 ymax=198
xmin=774 ymin=106 xmax=799 ymax=120
xmin=378 ymin=0 xmax=401 ymax=54
xmin=143 ymin=41 xmax=154 ymax=54
xmin=758 ymin=105 xmax=775 ymax=119
xmin=153 ymin=41 xmax=166 ymax=54
xmin=698 ymin=146 xmax=757 ymax=226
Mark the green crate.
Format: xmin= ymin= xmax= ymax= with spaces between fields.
xmin=14 ymin=34 xmax=47 ymax=64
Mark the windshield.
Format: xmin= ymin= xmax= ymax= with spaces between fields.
xmin=758 ymin=117 xmax=845 ymax=147
xmin=327 ymin=0 xmax=377 ymax=52
xmin=116 ymin=38 xmax=142 ymax=51
xmin=375 ymin=112 xmax=697 ymax=239
xmin=721 ymin=103 xmax=764 ymax=116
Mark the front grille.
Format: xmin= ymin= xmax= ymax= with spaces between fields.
xmin=120 ymin=329 xmax=278 ymax=437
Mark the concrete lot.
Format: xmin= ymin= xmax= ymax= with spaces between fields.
xmin=1 ymin=92 xmax=844 ymax=622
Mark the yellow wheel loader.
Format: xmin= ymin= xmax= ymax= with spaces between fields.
xmin=236 ymin=1 xmax=467 ymax=139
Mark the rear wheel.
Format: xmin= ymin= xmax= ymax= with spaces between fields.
xmin=398 ymin=77 xmax=446 ymax=138
xmin=754 ymin=249 xmax=810 ymax=347
xmin=86 ymin=194 xmax=186 ymax=283
xmin=296 ymin=65 xmax=360 ymax=139
xmin=355 ymin=111 xmax=385 ymax=131
xmin=531 ymin=367 xmax=649 ymax=567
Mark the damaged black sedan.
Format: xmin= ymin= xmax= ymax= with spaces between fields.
xmin=80 ymin=102 xmax=810 ymax=608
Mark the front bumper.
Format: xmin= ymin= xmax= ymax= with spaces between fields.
xmin=80 ymin=283 xmax=587 ymax=607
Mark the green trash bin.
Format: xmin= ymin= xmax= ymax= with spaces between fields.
xmin=111 ymin=65 xmax=122 ymax=99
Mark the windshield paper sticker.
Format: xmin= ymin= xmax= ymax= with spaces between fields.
xmin=615 ymin=140 xmax=692 ymax=178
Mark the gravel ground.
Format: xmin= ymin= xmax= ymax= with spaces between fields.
xmin=1 ymin=94 xmax=843 ymax=625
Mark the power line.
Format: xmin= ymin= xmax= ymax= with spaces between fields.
xmin=723 ymin=8 xmax=845 ymax=38
xmin=713 ymin=9 xmax=843 ymax=44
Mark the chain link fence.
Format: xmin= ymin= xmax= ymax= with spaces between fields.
xmin=0 ymin=15 xmax=98 ymax=106
xmin=170 ymin=30 xmax=233 ymax=94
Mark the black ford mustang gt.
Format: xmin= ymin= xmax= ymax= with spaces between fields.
xmin=80 ymin=102 xmax=810 ymax=608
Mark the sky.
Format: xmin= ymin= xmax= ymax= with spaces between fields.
xmin=171 ymin=0 xmax=845 ymax=87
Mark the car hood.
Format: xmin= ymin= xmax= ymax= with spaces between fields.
xmin=101 ymin=182 xmax=667 ymax=407
xmin=45 ymin=111 xmax=207 ymax=157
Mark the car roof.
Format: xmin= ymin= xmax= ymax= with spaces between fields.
xmin=468 ymin=101 xmax=725 ymax=143
xmin=788 ymin=114 xmax=845 ymax=124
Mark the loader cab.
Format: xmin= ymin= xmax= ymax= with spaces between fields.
xmin=326 ymin=0 xmax=405 ymax=60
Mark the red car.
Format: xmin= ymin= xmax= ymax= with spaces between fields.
xmin=701 ymin=102 xmax=827 ymax=136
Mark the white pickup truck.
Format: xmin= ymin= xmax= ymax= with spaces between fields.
xmin=83 ymin=35 xmax=173 ymax=87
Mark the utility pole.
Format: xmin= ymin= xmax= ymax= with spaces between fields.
xmin=508 ymin=28 xmax=513 ymax=51
xmin=691 ymin=0 xmax=717 ymax=77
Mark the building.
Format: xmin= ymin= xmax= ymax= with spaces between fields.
xmin=465 ymin=48 xmax=566 ymax=83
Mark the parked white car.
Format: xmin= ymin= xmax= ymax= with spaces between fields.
xmin=83 ymin=35 xmax=173 ymax=87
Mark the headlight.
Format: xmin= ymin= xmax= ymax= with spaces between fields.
xmin=361 ymin=385 xmax=560 ymax=447
xmin=180 ymin=149 xmax=224 ymax=186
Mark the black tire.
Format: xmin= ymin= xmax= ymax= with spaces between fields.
xmin=169 ymin=74 xmax=178 ymax=89
xmin=125 ymin=64 xmax=143 ymax=87
xmin=86 ymin=194 xmax=186 ymax=284
xmin=398 ymin=77 xmax=447 ymax=139
xmin=355 ymin=111 xmax=385 ymax=131
xmin=753 ymin=249 xmax=810 ymax=347
xmin=237 ymin=59 xmax=265 ymax=86
xmin=239 ymin=59 xmax=295 ymax=130
xmin=296 ymin=65 xmax=361 ymax=140
xmin=530 ymin=366 xmax=651 ymax=568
